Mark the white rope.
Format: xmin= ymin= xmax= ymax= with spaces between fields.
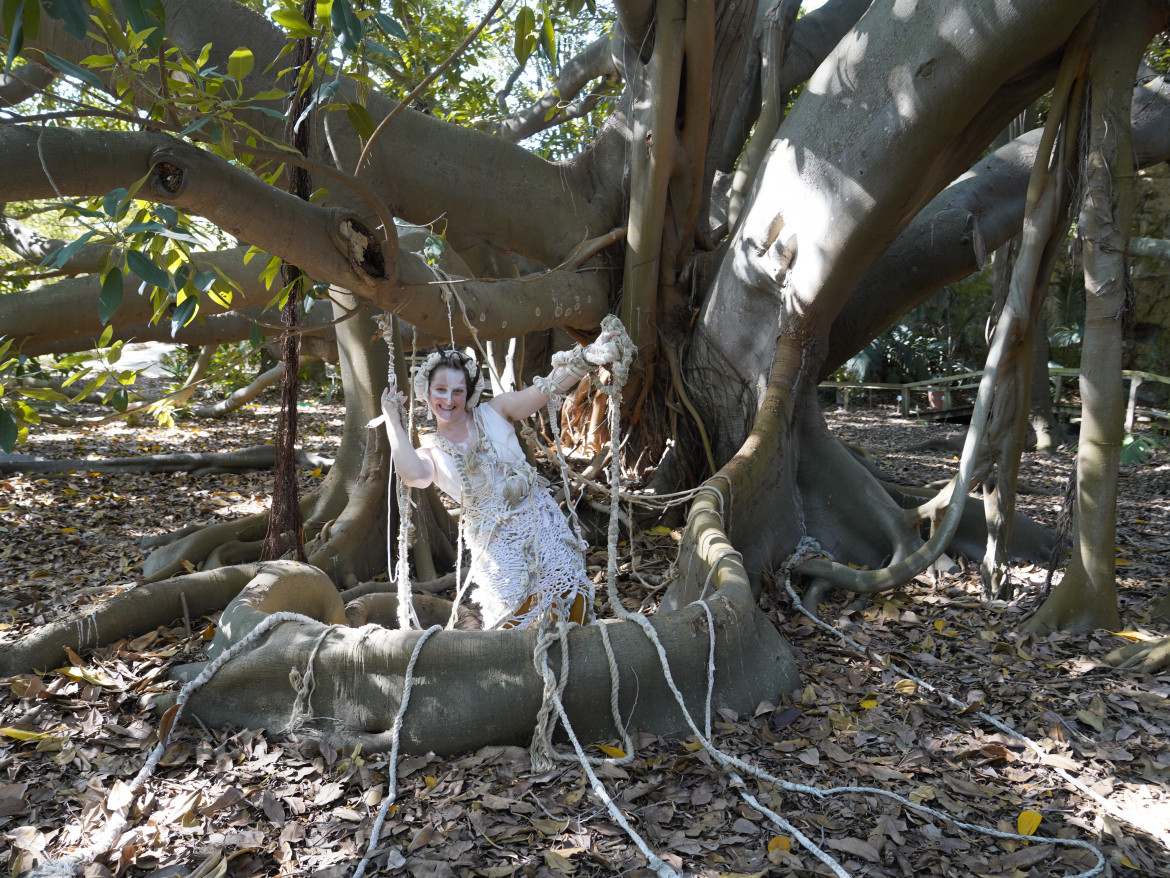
xmin=28 ymin=610 xmax=329 ymax=878
xmin=782 ymin=537 xmax=1164 ymax=852
xmin=522 ymin=317 xmax=676 ymax=871
xmin=287 ymin=623 xmax=341 ymax=730
xmin=697 ymin=548 xmax=741 ymax=601
xmin=728 ymin=772 xmax=851 ymax=878
xmin=599 ymin=530 xmax=1106 ymax=875
xmin=372 ymin=314 xmax=422 ymax=632
xmin=352 ymin=624 xmax=441 ymax=878
xmin=534 ymin=628 xmax=679 ymax=878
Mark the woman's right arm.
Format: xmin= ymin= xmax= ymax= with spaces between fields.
xmin=381 ymin=388 xmax=435 ymax=488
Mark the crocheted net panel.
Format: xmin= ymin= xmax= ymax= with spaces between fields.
xmin=422 ymin=405 xmax=592 ymax=629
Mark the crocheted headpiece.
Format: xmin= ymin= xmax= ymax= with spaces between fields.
xmin=412 ymin=349 xmax=484 ymax=411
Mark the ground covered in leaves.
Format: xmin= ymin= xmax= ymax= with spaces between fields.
xmin=2 ymin=393 xmax=1169 ymax=878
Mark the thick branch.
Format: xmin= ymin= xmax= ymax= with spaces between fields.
xmin=478 ymin=35 xmax=619 ymax=142
xmin=822 ymin=76 xmax=1170 ymax=377
xmin=0 ymin=247 xmax=271 ymax=353
xmin=0 ymin=62 xmax=54 ymax=107
xmin=1 ymin=212 xmax=107 ymax=275
xmin=391 ymin=259 xmax=610 ymax=342
xmin=0 ymin=126 xmax=387 ymax=293
xmin=11 ymin=0 xmax=615 ymax=271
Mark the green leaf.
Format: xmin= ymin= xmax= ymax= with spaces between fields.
xmin=251 ymin=88 xmax=291 ymax=101
xmin=330 ymin=0 xmax=362 ymax=54
xmin=126 ymin=250 xmax=172 ymax=292
xmin=102 ymin=187 xmax=131 ymax=219
xmin=227 ymin=46 xmax=254 ymax=81
xmin=172 ymin=262 xmax=190 ymax=292
xmin=122 ymin=0 xmax=164 ymax=50
xmin=23 ymin=0 xmax=38 ymax=38
xmin=43 ymin=0 xmax=88 ymax=39
xmin=248 ymin=321 xmax=264 ymax=350
xmin=110 ymin=386 xmax=128 ymax=412
xmin=40 ymin=51 xmax=101 ymax=89
xmin=98 ymin=270 xmax=124 ymax=325
xmin=0 ymin=407 xmax=17 ymax=452
xmin=3 ymin=0 xmax=23 ymax=45
xmin=191 ymin=269 xmax=216 ymax=291
xmin=514 ymin=6 xmax=536 ymax=65
xmin=374 ymin=11 xmax=406 ymax=40
xmin=540 ymin=13 xmax=556 ymax=64
xmin=273 ymin=8 xmax=315 ymax=38
xmin=156 ymin=228 xmax=201 ymax=245
xmin=345 ymin=100 xmax=376 ymax=139
xmin=98 ymin=324 xmax=114 ymax=348
xmin=40 ymin=230 xmax=98 ymax=269
xmin=178 ymin=116 xmax=211 ymax=136
xmin=17 ymin=386 xmax=69 ymax=403
xmin=124 ymin=220 xmax=166 ymax=235
xmin=69 ymin=376 xmax=102 ymax=405
xmin=154 ymin=205 xmax=178 ymax=227
xmin=170 ymin=294 xmax=198 ymax=337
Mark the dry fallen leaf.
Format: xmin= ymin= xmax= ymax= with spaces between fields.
xmin=1016 ymin=809 xmax=1042 ymax=836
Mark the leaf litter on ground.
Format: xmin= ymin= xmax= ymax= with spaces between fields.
xmin=1 ymin=395 xmax=1168 ymax=877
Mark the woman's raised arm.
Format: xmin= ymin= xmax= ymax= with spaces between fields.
xmin=381 ymin=387 xmax=436 ymax=488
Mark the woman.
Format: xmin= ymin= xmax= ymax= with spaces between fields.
xmin=381 ymin=333 xmax=621 ymax=630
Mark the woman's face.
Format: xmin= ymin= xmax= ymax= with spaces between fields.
xmin=427 ymin=367 xmax=469 ymax=425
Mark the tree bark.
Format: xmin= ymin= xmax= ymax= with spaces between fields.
xmin=1025 ymin=0 xmax=1169 ymax=634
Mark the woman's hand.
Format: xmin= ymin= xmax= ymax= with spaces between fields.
xmin=584 ymin=329 xmax=622 ymax=367
xmin=381 ymin=387 xmax=407 ymax=424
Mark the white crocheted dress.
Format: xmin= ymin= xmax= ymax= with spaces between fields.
xmin=420 ymin=403 xmax=593 ymax=629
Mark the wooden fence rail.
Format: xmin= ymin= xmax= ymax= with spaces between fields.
xmin=819 ymin=368 xmax=1170 ymax=430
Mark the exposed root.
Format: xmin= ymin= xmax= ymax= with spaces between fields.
xmin=1104 ymin=637 xmax=1170 ymax=673
xmin=190 ymin=356 xmax=320 ymax=418
xmin=0 ymin=445 xmax=333 ymax=477
xmin=164 ymin=561 xmax=796 ymax=754
xmin=0 ymin=564 xmax=263 ymax=677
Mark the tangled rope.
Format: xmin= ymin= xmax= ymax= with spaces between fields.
xmin=351 ymin=624 xmax=442 ymax=878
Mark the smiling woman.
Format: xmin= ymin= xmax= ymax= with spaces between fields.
xmin=378 ymin=331 xmax=624 ymax=629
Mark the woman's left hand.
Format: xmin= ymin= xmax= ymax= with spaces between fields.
xmin=584 ymin=329 xmax=621 ymax=366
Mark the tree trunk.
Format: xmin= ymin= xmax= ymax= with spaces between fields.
xmin=1025 ymin=0 xmax=1169 ymax=634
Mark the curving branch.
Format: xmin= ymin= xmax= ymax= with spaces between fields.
xmin=10 ymin=0 xmax=617 ymax=274
xmin=714 ymin=0 xmax=873 ymax=173
xmin=190 ymin=356 xmax=318 ymax=418
xmin=0 ymin=125 xmax=389 ymax=294
xmin=612 ymin=0 xmax=657 ymax=63
xmin=355 ymin=0 xmax=506 ymax=174
xmin=0 ymin=61 xmax=55 ymax=107
xmin=476 ymin=34 xmax=620 ymax=143
xmin=822 ymin=75 xmax=1170 ymax=377
xmin=391 ymin=258 xmax=611 ymax=342
xmin=0 ymin=212 xmax=107 ymax=275
xmin=0 ymin=246 xmax=273 ymax=353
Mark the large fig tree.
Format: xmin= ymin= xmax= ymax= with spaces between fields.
xmin=2 ymin=0 xmax=1168 ymax=750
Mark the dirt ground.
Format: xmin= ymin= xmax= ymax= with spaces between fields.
xmin=1 ymin=393 xmax=1168 ymax=877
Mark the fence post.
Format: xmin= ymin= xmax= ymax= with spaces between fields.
xmin=1125 ymin=374 xmax=1143 ymax=433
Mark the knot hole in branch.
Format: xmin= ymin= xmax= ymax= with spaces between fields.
xmin=336 ymin=215 xmax=386 ymax=278
xmin=148 ymin=150 xmax=188 ymax=198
